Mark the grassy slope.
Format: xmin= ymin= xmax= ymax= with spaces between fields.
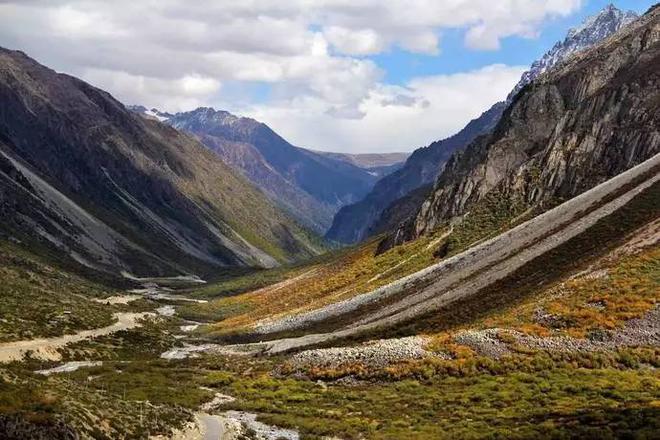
xmin=179 ymin=231 xmax=445 ymax=329
xmin=177 ymin=186 xmax=542 ymax=334
xmin=2 ymin=240 xmax=656 ymax=439
xmin=0 ymin=240 xmax=120 ymax=342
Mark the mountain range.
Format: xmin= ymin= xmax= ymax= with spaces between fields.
xmin=327 ymin=3 xmax=640 ymax=244
xmin=0 ymin=3 xmax=658 ymax=439
xmin=129 ymin=106 xmax=407 ymax=233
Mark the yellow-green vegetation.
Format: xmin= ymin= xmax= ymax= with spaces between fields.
xmin=58 ymin=318 xmax=180 ymax=362
xmin=213 ymin=363 xmax=659 ymax=439
xmin=443 ymin=190 xmax=534 ymax=256
xmin=1 ymin=241 xmax=657 ymax=439
xmin=182 ymin=345 xmax=660 ymax=439
xmin=179 ymin=187 xmax=547 ymax=334
xmin=0 ymin=361 xmax=208 ymax=438
xmin=371 ymin=179 xmax=660 ymax=344
xmin=180 ymin=230 xmax=447 ymax=332
xmin=0 ymin=240 xmax=116 ymax=342
xmin=479 ymin=245 xmax=659 ymax=338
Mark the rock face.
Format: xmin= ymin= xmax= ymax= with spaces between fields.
xmin=141 ymin=107 xmax=381 ymax=233
xmin=0 ymin=48 xmax=324 ymax=278
xmin=384 ymin=5 xmax=659 ymax=249
xmin=327 ymin=4 xmax=639 ymax=245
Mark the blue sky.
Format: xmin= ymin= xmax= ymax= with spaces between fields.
xmin=0 ymin=0 xmax=654 ymax=152
xmin=373 ymin=1 xmax=651 ymax=86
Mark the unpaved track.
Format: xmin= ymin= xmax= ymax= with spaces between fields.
xmin=242 ymin=153 xmax=660 ymax=354
xmin=0 ymin=312 xmax=153 ymax=362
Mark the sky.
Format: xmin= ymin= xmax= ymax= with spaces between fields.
xmin=0 ymin=0 xmax=653 ymax=153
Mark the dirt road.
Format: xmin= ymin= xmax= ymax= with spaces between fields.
xmin=0 ymin=312 xmax=153 ymax=362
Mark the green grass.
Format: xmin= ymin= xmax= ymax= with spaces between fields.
xmin=0 ymin=362 xmax=200 ymax=439
xmin=208 ymin=360 xmax=660 ymax=439
xmin=0 ymin=240 xmax=117 ymax=342
xmin=58 ymin=317 xmax=181 ymax=362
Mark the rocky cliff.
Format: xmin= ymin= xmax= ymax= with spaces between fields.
xmin=382 ymin=5 xmax=659 ymax=250
xmin=328 ymin=4 xmax=640 ymax=245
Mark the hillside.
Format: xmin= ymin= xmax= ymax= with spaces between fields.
xmin=0 ymin=48 xmax=324 ymax=279
xmin=327 ymin=4 xmax=639 ymax=244
xmin=139 ymin=107 xmax=382 ymax=233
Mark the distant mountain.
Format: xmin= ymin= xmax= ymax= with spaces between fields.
xmin=129 ymin=107 xmax=383 ymax=233
xmin=381 ymin=4 xmax=658 ymax=250
xmin=326 ymin=103 xmax=506 ymax=243
xmin=327 ymin=3 xmax=639 ymax=244
xmin=0 ymin=48 xmax=325 ymax=279
xmin=313 ymin=151 xmax=409 ymax=177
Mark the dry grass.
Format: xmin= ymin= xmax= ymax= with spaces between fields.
xmin=181 ymin=230 xmax=447 ymax=332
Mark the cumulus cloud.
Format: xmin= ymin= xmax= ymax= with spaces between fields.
xmin=0 ymin=0 xmax=582 ymax=151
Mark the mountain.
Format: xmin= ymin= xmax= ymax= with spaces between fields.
xmin=380 ymin=4 xmax=658 ymax=251
xmin=506 ymin=3 xmax=639 ymax=100
xmin=326 ymin=3 xmax=639 ymax=244
xmin=130 ymin=107 xmax=382 ymax=233
xmin=0 ymin=48 xmax=325 ymax=279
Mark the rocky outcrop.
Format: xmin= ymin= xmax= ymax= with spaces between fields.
xmin=0 ymin=48 xmax=324 ymax=278
xmin=327 ymin=4 xmax=640 ymax=245
xmin=385 ymin=5 xmax=659 ymax=249
xmin=506 ymin=3 xmax=638 ymax=100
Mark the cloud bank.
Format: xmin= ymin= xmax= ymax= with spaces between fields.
xmin=0 ymin=0 xmax=581 ymax=152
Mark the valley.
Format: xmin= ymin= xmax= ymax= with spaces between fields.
xmin=0 ymin=2 xmax=658 ymax=440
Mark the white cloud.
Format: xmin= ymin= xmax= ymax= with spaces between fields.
xmin=324 ymin=26 xmax=385 ymax=55
xmin=245 ymin=64 xmax=526 ymax=152
xmin=81 ymin=69 xmax=221 ymax=112
xmin=0 ymin=0 xmax=583 ymax=151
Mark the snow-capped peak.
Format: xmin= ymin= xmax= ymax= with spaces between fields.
xmin=127 ymin=105 xmax=173 ymax=122
xmin=567 ymin=3 xmax=637 ymax=39
xmin=507 ymin=4 xmax=639 ymax=101
xmin=144 ymin=108 xmax=170 ymax=122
